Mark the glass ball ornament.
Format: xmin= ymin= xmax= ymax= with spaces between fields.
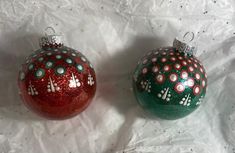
xmin=132 ymin=34 xmax=207 ymax=120
xmin=18 ymin=28 xmax=96 ymax=119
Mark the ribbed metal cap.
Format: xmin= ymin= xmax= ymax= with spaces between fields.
xmin=173 ymin=32 xmax=197 ymax=56
xmin=39 ymin=27 xmax=63 ymax=48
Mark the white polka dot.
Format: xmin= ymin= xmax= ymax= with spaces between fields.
xmin=181 ymin=71 xmax=188 ymax=79
xmin=186 ymin=78 xmax=194 ymax=88
xmin=169 ymin=52 xmax=174 ymax=55
xmin=77 ymin=64 xmax=83 ymax=71
xmin=152 ymin=66 xmax=159 ymax=73
xmin=161 ymin=58 xmax=167 ymax=63
xmin=56 ymin=67 xmax=65 ymax=74
xmin=188 ymin=59 xmax=192 ymax=63
xmin=174 ymin=63 xmax=181 ymax=70
xmin=66 ymin=58 xmax=73 ymax=64
xmin=178 ymin=56 xmax=183 ymax=60
xmin=46 ymin=61 xmax=53 ymax=68
xmin=163 ymin=65 xmax=170 ymax=71
xmin=200 ymin=67 xmax=204 ymax=73
xmin=46 ymin=52 xmax=52 ymax=56
xmin=156 ymin=74 xmax=164 ymax=83
xmin=56 ymin=55 xmax=62 ymax=59
xmin=175 ymin=83 xmax=185 ymax=93
xmin=142 ymin=59 xmax=148 ymax=64
xmin=193 ymin=85 xmax=201 ymax=95
xmin=19 ymin=72 xmax=25 ymax=80
xmin=188 ymin=66 xmax=194 ymax=72
xmin=194 ymin=63 xmax=198 ymax=68
xmin=170 ymin=57 xmax=176 ymax=61
xmin=154 ymin=51 xmax=159 ymax=55
xmin=182 ymin=61 xmax=187 ymax=66
xmin=202 ymin=80 xmax=206 ymax=87
xmin=142 ymin=68 xmax=148 ymax=74
xmin=162 ymin=52 xmax=167 ymax=55
xmin=151 ymin=57 xmax=157 ymax=62
xmin=81 ymin=57 xmax=86 ymax=62
xmin=195 ymin=73 xmax=200 ymax=80
xmin=169 ymin=73 xmax=177 ymax=82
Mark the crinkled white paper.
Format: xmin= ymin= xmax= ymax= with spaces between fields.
xmin=0 ymin=0 xmax=235 ymax=153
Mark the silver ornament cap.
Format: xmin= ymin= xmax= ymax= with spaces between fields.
xmin=173 ymin=32 xmax=197 ymax=56
xmin=39 ymin=27 xmax=63 ymax=48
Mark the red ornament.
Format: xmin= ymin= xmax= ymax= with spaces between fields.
xmin=18 ymin=30 xmax=96 ymax=119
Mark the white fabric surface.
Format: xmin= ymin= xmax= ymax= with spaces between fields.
xmin=0 ymin=0 xmax=235 ymax=153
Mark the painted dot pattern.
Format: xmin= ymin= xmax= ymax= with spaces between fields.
xmin=19 ymin=47 xmax=94 ymax=83
xmin=134 ymin=47 xmax=207 ymax=107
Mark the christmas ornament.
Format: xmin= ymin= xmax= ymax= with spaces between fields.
xmin=132 ymin=33 xmax=207 ymax=120
xmin=18 ymin=28 xmax=96 ymax=119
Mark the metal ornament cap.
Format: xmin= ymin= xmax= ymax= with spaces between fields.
xmin=173 ymin=32 xmax=197 ymax=56
xmin=39 ymin=27 xmax=63 ymax=48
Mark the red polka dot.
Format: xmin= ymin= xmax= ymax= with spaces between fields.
xmin=202 ymin=79 xmax=206 ymax=88
xmin=142 ymin=68 xmax=148 ymax=74
xmin=178 ymin=56 xmax=183 ymax=60
xmin=163 ymin=65 xmax=171 ymax=72
xmin=181 ymin=70 xmax=188 ymax=79
xmin=154 ymin=51 xmax=159 ymax=55
xmin=152 ymin=66 xmax=159 ymax=73
xmin=181 ymin=60 xmax=187 ymax=66
xmin=170 ymin=57 xmax=176 ymax=62
xmin=193 ymin=85 xmax=201 ymax=95
xmin=200 ymin=67 xmax=204 ymax=73
xmin=169 ymin=73 xmax=178 ymax=82
xmin=174 ymin=63 xmax=181 ymax=70
xmin=142 ymin=59 xmax=148 ymax=64
xmin=186 ymin=78 xmax=194 ymax=88
xmin=188 ymin=66 xmax=194 ymax=72
xmin=161 ymin=58 xmax=167 ymax=63
xmin=174 ymin=83 xmax=185 ymax=93
xmin=151 ymin=57 xmax=157 ymax=63
xmin=147 ymin=52 xmax=152 ymax=56
xmin=195 ymin=73 xmax=200 ymax=80
xmin=156 ymin=74 xmax=165 ymax=84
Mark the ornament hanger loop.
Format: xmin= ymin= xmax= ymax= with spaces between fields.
xmin=44 ymin=27 xmax=56 ymax=36
xmin=183 ymin=32 xmax=194 ymax=43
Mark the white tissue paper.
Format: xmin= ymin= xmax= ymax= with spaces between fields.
xmin=0 ymin=0 xmax=235 ymax=153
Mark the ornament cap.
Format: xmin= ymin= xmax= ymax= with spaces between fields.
xmin=39 ymin=27 xmax=63 ymax=48
xmin=173 ymin=32 xmax=197 ymax=56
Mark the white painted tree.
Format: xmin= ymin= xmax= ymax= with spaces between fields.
xmin=87 ymin=74 xmax=94 ymax=86
xmin=140 ymin=80 xmax=151 ymax=93
xmin=47 ymin=77 xmax=60 ymax=92
xmin=69 ymin=73 xmax=81 ymax=88
xmin=157 ymin=87 xmax=171 ymax=102
xmin=179 ymin=94 xmax=192 ymax=106
xmin=196 ymin=96 xmax=204 ymax=105
xmin=28 ymin=81 xmax=38 ymax=96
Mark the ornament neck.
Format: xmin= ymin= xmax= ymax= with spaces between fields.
xmin=39 ymin=35 xmax=63 ymax=49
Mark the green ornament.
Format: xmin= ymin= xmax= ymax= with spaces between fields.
xmin=132 ymin=37 xmax=207 ymax=120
